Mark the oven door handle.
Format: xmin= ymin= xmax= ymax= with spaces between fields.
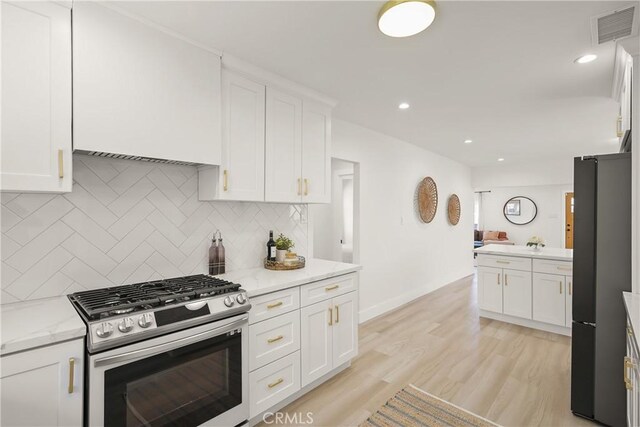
xmin=94 ymin=316 xmax=248 ymax=368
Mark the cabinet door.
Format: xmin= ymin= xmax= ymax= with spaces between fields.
xmin=218 ymin=71 xmax=266 ymax=201
xmin=477 ymin=266 xmax=502 ymax=313
xmin=1 ymin=339 xmax=83 ymax=426
xmin=533 ymin=273 xmax=566 ymax=326
xmin=301 ymin=299 xmax=333 ymax=387
xmin=503 ymin=269 xmax=532 ymax=319
xmin=566 ymin=276 xmax=573 ymax=327
xmin=301 ymin=101 xmax=331 ymax=203
xmin=1 ymin=1 xmax=72 ymax=192
xmin=265 ymin=88 xmax=303 ymax=203
xmin=332 ymin=292 xmax=358 ymax=367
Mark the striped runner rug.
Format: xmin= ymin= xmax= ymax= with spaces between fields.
xmin=361 ymin=384 xmax=500 ymax=427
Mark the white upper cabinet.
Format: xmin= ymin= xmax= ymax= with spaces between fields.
xmin=265 ymin=88 xmax=303 ymax=203
xmin=200 ymin=71 xmax=265 ymax=201
xmin=1 ymin=1 xmax=72 ymax=193
xmin=72 ymin=2 xmax=221 ymax=165
xmin=301 ymin=102 xmax=332 ymax=203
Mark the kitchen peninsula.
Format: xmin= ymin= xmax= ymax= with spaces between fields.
xmin=475 ymin=244 xmax=573 ymax=335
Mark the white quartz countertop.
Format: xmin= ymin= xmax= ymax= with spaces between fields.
xmin=475 ymin=244 xmax=573 ymax=261
xmin=1 ymin=295 xmax=86 ymax=356
xmin=624 ymin=292 xmax=640 ymax=354
xmin=218 ymin=258 xmax=362 ymax=297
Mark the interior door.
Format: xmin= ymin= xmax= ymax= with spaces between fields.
xmin=220 ymin=71 xmax=265 ymax=201
xmin=1 ymin=1 xmax=72 ymax=192
xmin=301 ymin=101 xmax=331 ymax=203
xmin=565 ymin=192 xmax=574 ymax=249
xmin=502 ymin=269 xmax=532 ymax=319
xmin=533 ymin=273 xmax=565 ymax=326
xmin=332 ymin=292 xmax=358 ymax=367
xmin=300 ymin=299 xmax=333 ymax=387
xmin=477 ymin=266 xmax=502 ymax=313
xmin=265 ymin=88 xmax=302 ymax=203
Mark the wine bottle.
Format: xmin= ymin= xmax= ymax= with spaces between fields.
xmin=267 ymin=230 xmax=276 ymax=261
xmin=208 ymin=234 xmax=218 ymax=275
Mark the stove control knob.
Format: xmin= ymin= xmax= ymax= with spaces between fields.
xmin=236 ymin=294 xmax=247 ymax=305
xmin=96 ymin=322 xmax=114 ymax=338
xmin=224 ymin=296 xmax=235 ymax=307
xmin=138 ymin=313 xmax=153 ymax=329
xmin=118 ymin=317 xmax=134 ymax=333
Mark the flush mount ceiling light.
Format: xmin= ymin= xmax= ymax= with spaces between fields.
xmin=575 ymin=54 xmax=598 ymax=64
xmin=398 ymin=102 xmax=410 ymax=109
xmin=464 ymin=139 xmax=473 ymax=144
xmin=378 ymin=0 xmax=437 ymax=38
xmin=497 ymin=158 xmax=505 ymax=162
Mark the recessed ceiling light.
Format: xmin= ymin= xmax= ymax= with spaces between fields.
xmin=575 ymin=54 xmax=597 ymax=64
xmin=398 ymin=102 xmax=410 ymax=110
xmin=497 ymin=158 xmax=505 ymax=162
xmin=378 ymin=0 xmax=437 ymax=38
xmin=464 ymin=139 xmax=473 ymax=144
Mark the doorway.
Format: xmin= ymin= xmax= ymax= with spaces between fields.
xmin=310 ymin=158 xmax=359 ymax=263
xmin=565 ymin=192 xmax=574 ymax=249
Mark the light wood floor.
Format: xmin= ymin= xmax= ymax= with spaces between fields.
xmin=268 ymin=274 xmax=594 ymax=427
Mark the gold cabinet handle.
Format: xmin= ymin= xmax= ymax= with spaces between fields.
xmin=568 ymin=281 xmax=572 ymax=295
xmin=223 ymin=169 xmax=228 ymax=191
xmin=559 ymin=281 xmax=563 ymax=294
xmin=267 ymin=335 xmax=284 ymax=344
xmin=505 ymin=274 xmax=508 ymax=286
xmin=58 ymin=149 xmax=64 ymax=179
xmin=497 ymin=274 xmax=500 ymax=285
xmin=304 ymin=178 xmax=309 ymax=196
xmin=297 ymin=178 xmax=302 ymax=196
xmin=496 ymin=260 xmax=510 ymax=264
xmin=68 ymin=358 xmax=75 ymax=394
xmin=325 ymin=285 xmax=339 ymax=291
xmin=329 ymin=307 xmax=333 ymax=326
xmin=625 ymin=356 xmax=633 ymax=390
xmin=557 ymin=266 xmax=572 ymax=271
xmin=617 ymin=116 xmax=624 ymax=137
xmin=268 ymin=378 xmax=284 ymax=389
xmin=267 ymin=301 xmax=283 ymax=309
xmin=335 ymin=305 xmax=340 ymax=323
xmin=628 ymin=326 xmax=634 ymax=337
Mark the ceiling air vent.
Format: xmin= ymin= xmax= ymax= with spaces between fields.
xmin=592 ymin=6 xmax=637 ymax=44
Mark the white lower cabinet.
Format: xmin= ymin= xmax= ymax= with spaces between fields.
xmin=301 ymin=291 xmax=358 ymax=387
xmin=249 ymin=351 xmax=301 ymax=417
xmin=478 ymin=266 xmax=502 ymax=312
xmin=503 ymin=269 xmax=532 ymax=319
xmin=0 ymin=339 xmax=83 ymax=427
xmin=248 ymin=272 xmax=359 ymax=420
xmin=626 ymin=323 xmax=640 ymax=427
xmin=532 ymin=273 xmax=566 ymax=327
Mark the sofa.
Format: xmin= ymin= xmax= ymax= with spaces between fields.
xmin=474 ymin=230 xmax=514 ymax=247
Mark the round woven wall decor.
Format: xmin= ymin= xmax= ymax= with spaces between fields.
xmin=417 ymin=177 xmax=438 ymax=223
xmin=447 ymin=194 xmax=461 ymax=225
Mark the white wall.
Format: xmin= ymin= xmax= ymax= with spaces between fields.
xmin=320 ymin=119 xmax=474 ymax=322
xmin=478 ymin=185 xmax=572 ymax=247
xmin=472 ymin=156 xmax=573 ymax=248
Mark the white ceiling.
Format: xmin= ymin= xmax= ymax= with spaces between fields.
xmin=113 ymin=1 xmax=633 ymax=167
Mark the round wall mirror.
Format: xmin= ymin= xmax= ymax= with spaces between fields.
xmin=503 ymin=196 xmax=537 ymax=225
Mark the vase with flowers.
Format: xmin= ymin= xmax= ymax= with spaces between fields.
xmin=526 ymin=236 xmax=545 ymax=252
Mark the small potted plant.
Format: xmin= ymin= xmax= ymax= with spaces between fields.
xmin=275 ymin=233 xmax=295 ymax=263
xmin=527 ymin=236 xmax=545 ymax=251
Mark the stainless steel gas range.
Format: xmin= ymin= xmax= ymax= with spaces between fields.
xmin=68 ymin=274 xmax=251 ymax=427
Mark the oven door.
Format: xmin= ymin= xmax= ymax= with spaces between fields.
xmin=88 ymin=314 xmax=249 ymax=427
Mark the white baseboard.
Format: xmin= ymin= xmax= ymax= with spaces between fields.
xmin=479 ymin=309 xmax=572 ymax=336
xmin=358 ymin=272 xmax=473 ymax=323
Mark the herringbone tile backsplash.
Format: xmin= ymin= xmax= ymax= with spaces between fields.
xmin=1 ymin=155 xmax=308 ymax=303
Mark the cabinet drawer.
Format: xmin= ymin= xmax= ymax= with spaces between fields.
xmin=300 ymin=273 xmax=357 ymax=307
xmin=533 ymin=259 xmax=572 ymax=275
xmin=249 ymin=287 xmax=300 ymax=324
xmin=249 ymin=311 xmax=300 ymax=371
xmin=477 ymin=254 xmax=531 ymax=272
xmin=249 ymin=351 xmax=301 ymax=418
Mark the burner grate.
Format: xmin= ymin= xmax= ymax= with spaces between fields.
xmin=68 ymin=275 xmax=240 ymax=320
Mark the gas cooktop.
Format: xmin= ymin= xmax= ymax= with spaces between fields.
xmin=68 ymin=274 xmax=249 ymax=352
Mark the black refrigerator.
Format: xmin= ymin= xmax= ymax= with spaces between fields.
xmin=571 ymin=152 xmax=632 ymax=427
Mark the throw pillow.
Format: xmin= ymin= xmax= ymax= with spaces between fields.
xmin=483 ymin=231 xmax=500 ymax=240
